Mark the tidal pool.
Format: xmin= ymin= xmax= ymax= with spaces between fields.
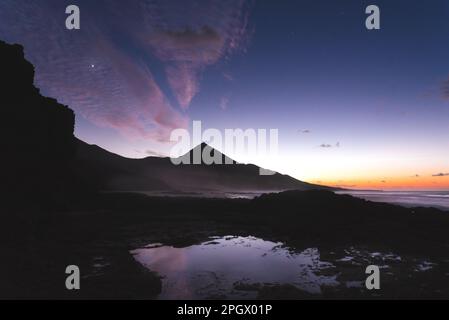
xmin=130 ymin=236 xmax=339 ymax=299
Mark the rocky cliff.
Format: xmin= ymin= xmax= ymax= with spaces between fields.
xmin=0 ymin=40 xmax=76 ymax=209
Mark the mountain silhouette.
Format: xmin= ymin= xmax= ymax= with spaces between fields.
xmin=0 ymin=38 xmax=332 ymax=208
xmin=75 ymin=139 xmax=333 ymax=193
xmin=176 ymin=142 xmax=237 ymax=165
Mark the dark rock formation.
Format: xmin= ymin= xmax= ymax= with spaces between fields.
xmin=0 ymin=38 xmax=332 ymax=211
xmin=0 ymin=40 xmax=76 ymax=210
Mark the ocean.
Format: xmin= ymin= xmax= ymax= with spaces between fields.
xmin=335 ymin=190 xmax=449 ymax=211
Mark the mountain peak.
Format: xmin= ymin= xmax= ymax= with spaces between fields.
xmin=178 ymin=142 xmax=237 ymax=165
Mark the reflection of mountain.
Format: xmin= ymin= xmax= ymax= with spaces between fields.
xmin=75 ymin=140 xmax=333 ymax=193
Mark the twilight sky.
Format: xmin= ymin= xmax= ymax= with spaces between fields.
xmin=1 ymin=0 xmax=449 ymax=190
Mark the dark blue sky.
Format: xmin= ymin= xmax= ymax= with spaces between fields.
xmin=1 ymin=0 xmax=448 ymax=189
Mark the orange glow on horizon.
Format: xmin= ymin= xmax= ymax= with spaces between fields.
xmin=311 ymin=176 xmax=449 ymax=191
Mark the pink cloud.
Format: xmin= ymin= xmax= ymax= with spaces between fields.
xmin=0 ymin=0 xmax=252 ymax=143
xmin=166 ymin=64 xmax=200 ymax=110
xmin=145 ymin=0 xmax=253 ymax=109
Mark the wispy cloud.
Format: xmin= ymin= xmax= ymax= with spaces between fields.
xmin=0 ymin=0 xmax=253 ymax=142
xmin=220 ymin=96 xmax=230 ymax=110
xmin=145 ymin=149 xmax=166 ymax=157
xmin=432 ymin=173 xmax=449 ymax=177
xmin=145 ymin=0 xmax=253 ymax=110
xmin=223 ymin=72 xmax=234 ymax=81
xmin=319 ymin=142 xmax=340 ymax=148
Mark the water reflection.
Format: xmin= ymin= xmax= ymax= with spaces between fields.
xmin=131 ymin=236 xmax=339 ymax=299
